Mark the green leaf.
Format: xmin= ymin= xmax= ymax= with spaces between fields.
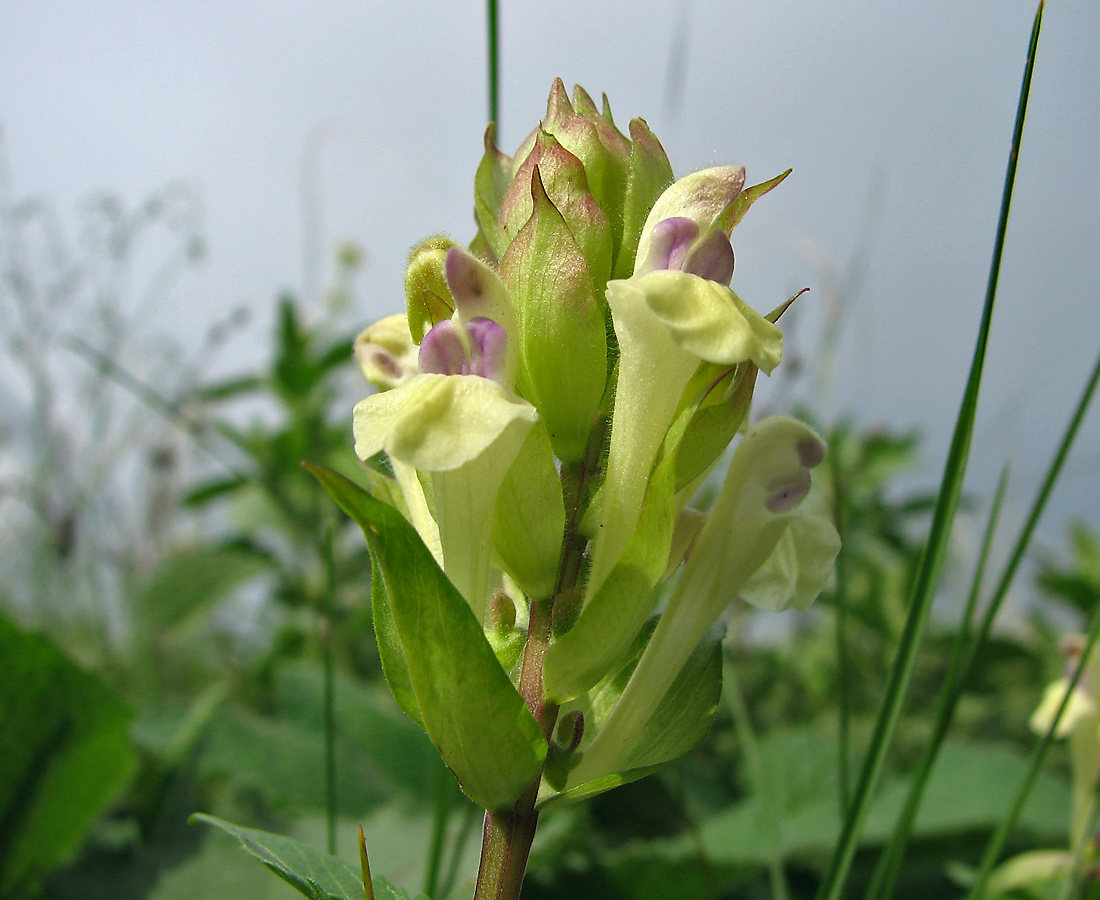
xmin=272 ymin=662 xmax=446 ymax=805
xmin=192 ymin=375 xmax=265 ymax=402
xmin=134 ymin=543 xmax=273 ymax=629
xmin=182 ymin=475 xmax=250 ymax=506
xmin=191 ymin=814 xmax=420 ymax=900
xmin=815 ymin=11 xmax=1045 ymax=898
xmin=0 ymin=615 xmax=137 ymax=897
xmin=371 ymin=553 xmax=425 ymax=729
xmin=676 ymin=731 xmax=1069 ymax=866
xmin=305 ymin=464 xmax=547 ymax=812
xmin=200 ymin=705 xmax=386 ymax=817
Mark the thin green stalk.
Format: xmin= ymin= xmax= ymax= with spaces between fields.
xmin=1057 ymin=792 xmax=1100 ymax=900
xmin=424 ymin=767 xmax=454 ymax=898
xmin=830 ymin=445 xmax=852 ymax=815
xmin=951 ymin=344 xmax=1100 ymax=710
xmin=66 ymin=333 xmax=250 ymax=478
xmin=725 ymin=658 xmax=791 ymax=900
xmin=322 ymin=518 xmax=338 ymax=855
xmin=863 ymin=465 xmax=1009 ymax=900
xmin=474 ymin=429 xmax=605 ymax=899
xmin=813 ymin=8 xmax=1044 ymax=899
xmin=487 ymin=0 xmax=499 ymax=127
xmin=440 ymin=801 xmax=480 ymax=900
xmin=966 ymin=597 xmax=1100 ymax=900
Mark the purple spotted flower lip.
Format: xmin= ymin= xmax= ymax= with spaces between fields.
xmin=765 ymin=436 xmax=827 ymax=514
xmin=645 ymin=217 xmax=735 ymax=285
xmin=418 ymin=316 xmax=509 ymax=383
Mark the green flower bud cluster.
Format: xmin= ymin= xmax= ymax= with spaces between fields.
xmin=343 ymin=81 xmax=840 ymax=811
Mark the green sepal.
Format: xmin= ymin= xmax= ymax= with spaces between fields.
xmin=474 ymin=123 xmax=513 ymax=263
xmin=191 ymin=814 xmax=425 ymax=900
xmin=542 ymin=79 xmax=627 ymax=256
xmin=500 ymin=168 xmax=607 ymax=464
xmin=614 ymin=118 xmax=674 ymax=279
xmin=500 ymin=129 xmax=613 ymax=296
xmin=306 ymin=464 xmax=547 ymax=812
xmin=715 ymin=169 xmax=792 ymax=235
xmin=405 ymin=235 xmax=456 ymax=343
xmin=543 ymin=455 xmax=676 ymax=704
xmin=673 ymin=363 xmax=759 ymax=492
xmin=539 ymin=622 xmax=724 ymax=807
xmin=569 ymin=83 xmax=632 ymax=265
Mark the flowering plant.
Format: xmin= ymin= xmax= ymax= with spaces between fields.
xmin=308 ymin=80 xmax=839 ymax=897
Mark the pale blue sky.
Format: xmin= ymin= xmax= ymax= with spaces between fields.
xmin=1 ymin=0 xmax=1097 ymax=557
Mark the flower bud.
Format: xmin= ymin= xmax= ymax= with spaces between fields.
xmin=354 ymin=313 xmax=418 ymax=391
xmin=405 ymin=235 xmax=457 ymax=343
xmin=499 ymin=168 xmax=607 ymax=464
xmin=542 ymin=80 xmax=629 ymax=255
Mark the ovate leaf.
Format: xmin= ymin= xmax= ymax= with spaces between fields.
xmin=306 ymin=464 xmax=546 ymax=812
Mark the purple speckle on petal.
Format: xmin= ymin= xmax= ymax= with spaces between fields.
xmin=419 ymin=316 xmax=510 ymax=384
xmin=646 ymin=217 xmax=699 ymax=273
xmin=419 ymin=320 xmax=469 ymax=376
xmin=683 ymin=229 xmax=735 ymax=285
xmin=466 ymin=317 xmax=509 ymax=382
xmin=765 ymin=468 xmax=811 ymax=514
xmin=797 ymin=436 xmax=826 ymax=469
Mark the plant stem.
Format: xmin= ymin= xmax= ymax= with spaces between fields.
xmin=966 ymin=595 xmax=1100 ymax=900
xmin=863 ymin=466 xmax=1009 ymax=900
xmin=829 ymin=442 xmax=852 ymax=815
xmin=423 ymin=766 xmax=454 ymax=899
xmin=322 ymin=517 xmax=338 ymax=856
xmin=473 ymin=445 xmax=601 ymax=899
xmin=474 ymin=597 xmax=557 ymax=900
xmin=1057 ymin=790 xmax=1100 ymax=900
xmin=486 ymin=0 xmax=499 ymax=128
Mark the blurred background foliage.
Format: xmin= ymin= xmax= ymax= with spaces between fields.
xmin=1 ymin=44 xmax=1096 ymax=900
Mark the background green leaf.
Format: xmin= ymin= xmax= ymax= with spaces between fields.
xmin=0 ymin=615 xmax=137 ymax=896
xmin=191 ymin=814 xmax=423 ymax=900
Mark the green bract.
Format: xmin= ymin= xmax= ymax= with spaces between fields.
xmin=330 ymin=80 xmax=838 ymax=817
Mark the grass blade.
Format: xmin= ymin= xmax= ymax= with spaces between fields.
xmin=863 ymin=465 xmax=1009 ymax=900
xmin=830 ymin=440 xmax=852 ymax=815
xmin=867 ymin=339 xmax=1099 ymax=899
xmin=813 ymin=7 xmax=1044 ymax=899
